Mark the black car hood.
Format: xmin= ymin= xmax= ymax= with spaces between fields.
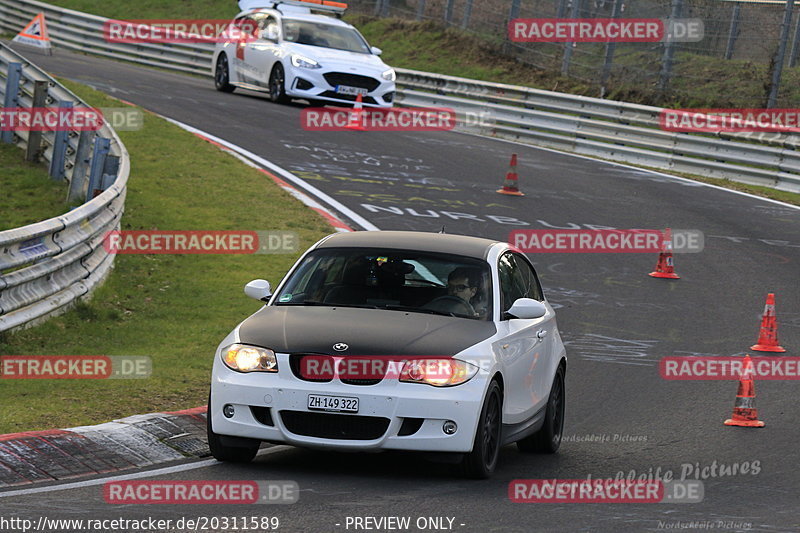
xmin=237 ymin=306 xmax=497 ymax=356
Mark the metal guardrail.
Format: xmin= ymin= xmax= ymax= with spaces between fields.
xmin=2 ymin=0 xmax=797 ymax=193
xmin=0 ymin=42 xmax=129 ymax=332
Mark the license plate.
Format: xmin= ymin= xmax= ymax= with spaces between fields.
xmin=307 ymin=394 xmax=359 ymax=413
xmin=336 ymin=85 xmax=368 ymax=96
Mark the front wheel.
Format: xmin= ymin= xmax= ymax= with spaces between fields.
xmin=214 ymin=54 xmax=235 ymax=93
xmin=207 ymin=394 xmax=259 ymax=463
xmin=462 ymin=380 xmax=502 ymax=479
xmin=517 ymin=364 xmax=565 ymax=453
xmin=268 ymin=64 xmax=289 ymax=104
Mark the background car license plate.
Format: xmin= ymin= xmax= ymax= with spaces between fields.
xmin=307 ymin=394 xmax=359 ymax=412
xmin=336 ymin=85 xmax=368 ymax=96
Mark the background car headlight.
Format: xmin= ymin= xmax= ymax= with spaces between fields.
xmin=222 ymin=344 xmax=278 ymax=373
xmin=399 ymin=359 xmax=478 ymax=386
xmin=291 ymin=54 xmax=321 ymax=69
xmin=382 ymin=68 xmax=396 ymax=82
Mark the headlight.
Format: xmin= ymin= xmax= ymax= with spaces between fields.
xmin=291 ymin=54 xmax=321 ymax=69
xmin=381 ymin=68 xmax=396 ymax=82
xmin=222 ymin=344 xmax=278 ymax=373
xmin=399 ymin=359 xmax=478 ymax=387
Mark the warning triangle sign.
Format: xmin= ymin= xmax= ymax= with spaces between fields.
xmin=12 ymin=12 xmax=53 ymax=55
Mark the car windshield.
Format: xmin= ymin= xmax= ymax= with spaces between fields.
xmin=274 ymin=248 xmax=493 ymax=320
xmin=281 ymin=20 xmax=370 ymax=53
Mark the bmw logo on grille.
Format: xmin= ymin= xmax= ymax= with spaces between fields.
xmin=333 ymin=343 xmax=349 ymax=352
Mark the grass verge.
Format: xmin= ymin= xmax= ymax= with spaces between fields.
xmin=0 ymin=79 xmax=332 ymax=434
xmin=0 ymin=144 xmax=70 ymax=231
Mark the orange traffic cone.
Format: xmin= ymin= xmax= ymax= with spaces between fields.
xmin=724 ymin=354 xmax=765 ymax=427
xmin=648 ymin=228 xmax=680 ymax=279
xmin=751 ymin=293 xmax=786 ymax=352
xmin=345 ymin=93 xmax=367 ymax=131
xmin=496 ymin=154 xmax=524 ymax=196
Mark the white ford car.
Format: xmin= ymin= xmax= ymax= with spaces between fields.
xmin=208 ymin=231 xmax=567 ymax=478
xmin=212 ymin=0 xmax=396 ymax=107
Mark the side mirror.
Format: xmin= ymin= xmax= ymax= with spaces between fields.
xmin=371 ymin=46 xmax=382 ymax=56
xmin=506 ymin=298 xmax=547 ymax=320
xmin=245 ymin=279 xmax=272 ymax=302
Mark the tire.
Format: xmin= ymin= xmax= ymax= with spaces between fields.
xmin=517 ymin=364 xmax=565 ymax=454
xmin=207 ymin=394 xmax=259 ymax=463
xmin=461 ymin=380 xmax=503 ymax=479
xmin=268 ymin=64 xmax=289 ymax=104
xmin=214 ymin=54 xmax=235 ymax=93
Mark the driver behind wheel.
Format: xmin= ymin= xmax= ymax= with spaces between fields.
xmin=424 ymin=267 xmax=482 ymax=317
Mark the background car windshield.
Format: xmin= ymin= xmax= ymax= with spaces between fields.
xmin=274 ymin=248 xmax=493 ymax=320
xmin=282 ymin=20 xmax=370 ymax=53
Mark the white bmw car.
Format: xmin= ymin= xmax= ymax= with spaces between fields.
xmin=208 ymin=231 xmax=567 ymax=478
xmin=212 ymin=0 xmax=396 ymax=107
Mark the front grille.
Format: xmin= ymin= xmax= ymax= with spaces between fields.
xmin=319 ymin=91 xmax=378 ymax=105
xmin=323 ymin=72 xmax=380 ymax=91
xmin=290 ymin=354 xmax=333 ymax=382
xmin=279 ymin=411 xmax=390 ymax=440
xmin=341 ymin=377 xmax=382 ymax=386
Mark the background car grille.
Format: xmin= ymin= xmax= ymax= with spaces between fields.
xmin=323 ymin=72 xmax=381 ymax=91
xmin=279 ymin=411 xmax=390 ymax=440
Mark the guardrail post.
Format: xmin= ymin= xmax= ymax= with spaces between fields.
xmin=49 ymin=101 xmax=73 ymax=180
xmin=100 ymin=154 xmax=120 ymax=191
xmin=462 ymin=0 xmax=474 ymax=29
xmin=86 ymin=137 xmax=110 ymax=202
xmin=68 ymin=130 xmax=93 ymax=203
xmin=657 ymin=0 xmax=684 ymax=97
xmin=1 ymin=62 xmax=23 ymax=144
xmin=416 ymin=0 xmax=426 ymax=20
xmin=599 ymin=0 xmax=623 ymax=97
xmin=374 ymin=0 xmax=388 ymax=17
xmin=724 ymin=4 xmax=741 ymax=60
xmin=767 ymin=0 xmax=795 ymax=108
xmin=25 ymin=81 xmax=49 ymax=162
xmin=556 ymin=0 xmax=569 ymax=18
xmin=789 ymin=8 xmax=800 ymax=67
xmin=444 ymin=0 xmax=455 ymax=25
xmin=561 ymin=0 xmax=581 ymax=75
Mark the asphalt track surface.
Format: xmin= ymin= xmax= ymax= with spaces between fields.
xmin=2 ymin=44 xmax=800 ymax=532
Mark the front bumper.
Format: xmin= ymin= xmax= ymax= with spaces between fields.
xmin=284 ymin=66 xmax=395 ymax=108
xmin=210 ymin=353 xmax=485 ymax=453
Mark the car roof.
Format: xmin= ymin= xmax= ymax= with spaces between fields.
xmin=315 ymin=231 xmax=503 ymax=260
xmin=239 ymin=9 xmax=352 ymax=27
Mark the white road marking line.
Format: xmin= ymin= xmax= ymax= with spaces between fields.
xmin=160 ymin=116 xmax=380 ymax=231
xmin=0 ymin=447 xmax=291 ymax=498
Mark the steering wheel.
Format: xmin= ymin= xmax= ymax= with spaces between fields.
xmin=424 ymin=295 xmax=476 ymax=317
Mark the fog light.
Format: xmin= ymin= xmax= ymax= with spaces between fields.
xmin=223 ymin=404 xmax=235 ymax=418
xmin=442 ymin=420 xmax=457 ymax=435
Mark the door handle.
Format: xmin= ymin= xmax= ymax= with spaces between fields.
xmin=537 ymin=329 xmax=548 ymax=339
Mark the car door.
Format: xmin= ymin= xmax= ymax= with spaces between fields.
xmin=243 ymin=14 xmax=281 ymax=89
xmin=495 ymin=252 xmax=555 ymax=424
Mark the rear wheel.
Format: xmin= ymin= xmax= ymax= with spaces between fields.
xmin=207 ymin=394 xmax=259 ymax=463
xmin=517 ymin=364 xmax=565 ymax=453
xmin=214 ymin=54 xmax=235 ymax=93
xmin=269 ymin=64 xmax=289 ymax=104
xmin=462 ymin=380 xmax=502 ymax=479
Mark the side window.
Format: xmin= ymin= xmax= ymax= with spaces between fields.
xmin=511 ymin=253 xmax=544 ymax=301
xmin=498 ymin=253 xmax=524 ymax=315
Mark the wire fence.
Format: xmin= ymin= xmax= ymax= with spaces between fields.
xmin=347 ymin=0 xmax=800 ymax=105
